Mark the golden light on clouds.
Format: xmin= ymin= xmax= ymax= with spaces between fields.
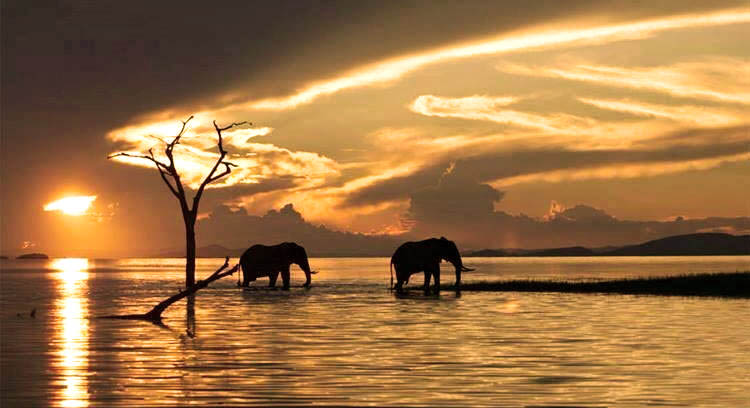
xmin=108 ymin=123 xmax=339 ymax=190
xmin=577 ymin=98 xmax=744 ymax=127
xmin=44 ymin=196 xmax=97 ymax=216
xmin=104 ymin=3 xmax=750 ymax=233
xmin=410 ymin=94 xmax=598 ymax=134
xmin=501 ymin=59 xmax=750 ymax=105
xmin=492 ymin=152 xmax=750 ymax=188
xmin=245 ymin=7 xmax=750 ymax=110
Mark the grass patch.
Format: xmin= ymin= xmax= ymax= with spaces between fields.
xmin=442 ymin=272 xmax=750 ymax=298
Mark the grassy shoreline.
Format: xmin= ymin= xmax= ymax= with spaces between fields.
xmin=442 ymin=272 xmax=750 ymax=298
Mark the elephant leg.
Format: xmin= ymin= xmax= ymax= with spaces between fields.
xmin=423 ymin=272 xmax=432 ymax=294
xmin=281 ymin=265 xmax=291 ymax=290
xmin=393 ymin=267 xmax=405 ymax=293
xmin=395 ymin=279 xmax=405 ymax=294
xmin=243 ymin=269 xmax=258 ymax=287
xmin=268 ymin=270 xmax=279 ymax=288
xmin=434 ymin=270 xmax=441 ymax=294
xmin=426 ymin=265 xmax=440 ymax=294
xmin=241 ymin=265 xmax=250 ymax=287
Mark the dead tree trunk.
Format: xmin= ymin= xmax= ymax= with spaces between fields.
xmin=101 ymin=257 xmax=239 ymax=324
xmin=109 ymin=117 xmax=249 ymax=288
xmin=185 ymin=222 xmax=197 ymax=287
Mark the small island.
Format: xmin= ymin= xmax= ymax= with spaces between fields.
xmin=16 ymin=253 xmax=49 ymax=259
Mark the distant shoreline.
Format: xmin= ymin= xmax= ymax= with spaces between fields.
xmin=3 ymin=233 xmax=748 ymax=259
xmin=154 ymin=232 xmax=749 ymax=259
xmin=440 ymin=272 xmax=750 ymax=298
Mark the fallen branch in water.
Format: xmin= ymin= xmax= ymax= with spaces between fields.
xmin=101 ymin=257 xmax=239 ymax=324
xmin=439 ymin=272 xmax=750 ymax=298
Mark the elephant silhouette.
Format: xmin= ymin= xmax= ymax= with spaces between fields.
xmin=390 ymin=237 xmax=473 ymax=294
xmin=239 ymin=242 xmax=316 ymax=289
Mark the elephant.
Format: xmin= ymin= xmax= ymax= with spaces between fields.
xmin=239 ymin=242 xmax=316 ymax=289
xmin=390 ymin=237 xmax=473 ymax=294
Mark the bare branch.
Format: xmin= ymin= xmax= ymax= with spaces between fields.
xmin=146 ymin=134 xmax=168 ymax=145
xmin=170 ymin=115 xmax=194 ymax=147
xmin=108 ymin=151 xmax=167 ymax=169
xmin=147 ymin=148 xmax=173 ymax=173
xmin=206 ymin=162 xmax=233 ymax=184
xmin=212 ymin=120 xmax=250 ymax=154
xmin=156 ymin=170 xmax=180 ymax=199
xmin=164 ymin=115 xmax=194 ymax=173
xmin=191 ymin=120 xmax=248 ymax=211
xmin=107 ymin=151 xmax=183 ymax=200
xmin=100 ymin=257 xmax=240 ymax=323
xmin=151 ymin=150 xmax=181 ymax=199
xmin=217 ymin=121 xmax=250 ymax=132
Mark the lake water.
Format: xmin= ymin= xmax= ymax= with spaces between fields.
xmin=1 ymin=256 xmax=749 ymax=407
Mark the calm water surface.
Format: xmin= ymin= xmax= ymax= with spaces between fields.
xmin=2 ymin=256 xmax=749 ymax=407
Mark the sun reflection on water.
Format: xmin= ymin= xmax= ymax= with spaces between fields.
xmin=51 ymin=258 xmax=90 ymax=408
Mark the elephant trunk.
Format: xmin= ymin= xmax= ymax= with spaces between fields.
xmin=298 ymin=255 xmax=312 ymax=287
xmin=451 ymin=257 xmax=473 ymax=288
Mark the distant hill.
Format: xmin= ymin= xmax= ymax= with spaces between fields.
xmin=603 ymin=233 xmax=750 ymax=256
xmin=465 ymin=233 xmax=749 ymax=257
xmin=156 ymin=233 xmax=749 ymax=258
xmin=528 ymin=246 xmax=595 ymax=257
xmin=17 ymin=253 xmax=49 ymax=259
xmin=465 ymin=246 xmax=594 ymax=257
xmin=466 ymin=248 xmax=510 ymax=257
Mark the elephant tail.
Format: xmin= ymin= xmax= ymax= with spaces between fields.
xmin=389 ymin=260 xmax=393 ymax=291
xmin=236 ymin=262 xmax=242 ymax=287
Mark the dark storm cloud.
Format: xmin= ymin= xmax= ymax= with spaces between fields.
xmin=403 ymin=174 xmax=504 ymax=226
xmin=197 ymin=203 xmax=401 ymax=256
xmin=403 ymin=176 xmax=750 ymax=249
xmin=343 ymin=126 xmax=750 ymax=207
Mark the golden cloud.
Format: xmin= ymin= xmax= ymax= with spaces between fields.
xmin=108 ymin=117 xmax=340 ymax=191
xmin=577 ymin=98 xmax=745 ymax=126
xmin=492 ymin=152 xmax=750 ymax=187
xmin=243 ymin=7 xmax=749 ymax=110
xmin=501 ymin=58 xmax=750 ymax=104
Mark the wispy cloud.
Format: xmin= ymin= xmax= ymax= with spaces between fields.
xmin=577 ymin=97 xmax=745 ymax=126
xmin=108 ymin=118 xmax=339 ymax=191
xmin=244 ymin=8 xmax=750 ymax=110
xmin=411 ymin=94 xmax=599 ymax=134
xmin=501 ymin=58 xmax=750 ymax=104
xmin=492 ymin=151 xmax=750 ymax=187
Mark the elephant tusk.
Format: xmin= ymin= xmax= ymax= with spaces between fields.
xmin=461 ymin=267 xmax=475 ymax=272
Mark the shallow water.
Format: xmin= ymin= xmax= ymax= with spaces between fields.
xmin=1 ymin=256 xmax=749 ymax=407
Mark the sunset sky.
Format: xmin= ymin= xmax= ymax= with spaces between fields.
xmin=2 ymin=1 xmax=748 ymax=257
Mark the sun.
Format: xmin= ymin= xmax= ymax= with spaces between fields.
xmin=44 ymin=196 xmax=97 ymax=216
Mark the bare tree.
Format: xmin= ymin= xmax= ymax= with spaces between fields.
xmin=108 ymin=116 xmax=248 ymax=287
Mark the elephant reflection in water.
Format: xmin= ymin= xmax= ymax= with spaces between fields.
xmin=391 ymin=237 xmax=473 ymax=294
xmin=239 ymin=242 xmax=316 ymax=289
